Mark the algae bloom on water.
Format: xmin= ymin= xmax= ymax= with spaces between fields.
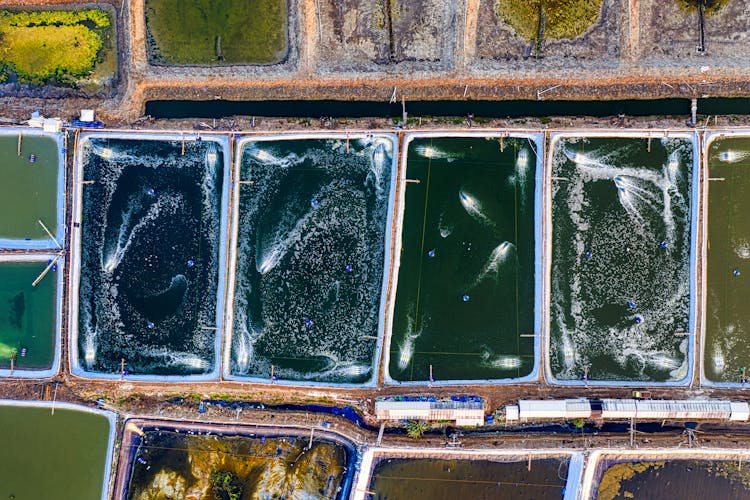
xmin=126 ymin=431 xmax=351 ymax=499
xmin=0 ymin=9 xmax=113 ymax=85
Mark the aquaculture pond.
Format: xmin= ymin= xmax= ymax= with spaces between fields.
xmin=389 ymin=135 xmax=538 ymax=382
xmin=596 ymin=459 xmax=750 ymax=500
xmin=0 ymin=404 xmax=112 ymax=500
xmin=76 ymin=136 xmax=227 ymax=377
xmin=145 ymin=0 xmax=288 ymax=64
xmin=126 ymin=429 xmax=352 ymax=499
xmin=369 ymin=456 xmax=569 ymax=499
xmin=549 ymin=135 xmax=695 ymax=383
xmin=0 ymin=260 xmax=58 ymax=372
xmin=230 ymin=136 xmax=394 ymax=384
xmin=705 ymin=136 xmax=750 ymax=384
xmin=0 ymin=132 xmax=61 ymax=246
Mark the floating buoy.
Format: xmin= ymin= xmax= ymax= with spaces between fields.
xmin=147 ymin=321 xmax=155 ymax=329
xmin=20 ymin=348 xmax=27 ymax=357
xmin=462 ymin=294 xmax=470 ymax=302
xmin=137 ymin=457 xmax=147 ymax=465
xmin=311 ymin=197 xmax=319 ymax=208
xmin=28 ymin=154 xmax=36 ymax=163
xmin=187 ymin=259 xmax=195 ymax=268
xmin=585 ymin=249 xmax=593 ymax=260
xmin=345 ymin=264 xmax=352 ymax=273
xmin=635 ymin=315 xmax=643 ymax=324
xmin=660 ymin=241 xmax=668 ymax=249
xmin=627 ymin=300 xmax=636 ymax=309
xmin=428 ymin=249 xmax=436 ymax=258
xmin=304 ymin=318 xmax=313 ymax=327
xmin=734 ymin=268 xmax=742 ymax=277
xmin=147 ymin=188 xmax=155 ymax=197
xmin=52 ymin=264 xmax=57 ymax=272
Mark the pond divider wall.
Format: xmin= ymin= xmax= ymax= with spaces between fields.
xmin=544 ymin=131 xmax=700 ymax=387
xmin=68 ymin=132 xmax=231 ymax=381
xmin=382 ymin=131 xmax=544 ymax=386
xmin=0 ymin=254 xmax=64 ymax=378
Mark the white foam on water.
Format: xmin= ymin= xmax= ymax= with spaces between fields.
xmin=735 ymin=239 xmax=750 ymax=259
xmin=473 ymin=241 xmax=513 ymax=286
xmin=712 ymin=343 xmax=726 ymax=374
xmin=414 ymin=145 xmax=463 ymax=161
xmin=458 ymin=189 xmax=493 ymax=227
xmin=140 ymin=347 xmax=209 ymax=371
xmin=482 ymin=351 xmax=522 ymax=370
xmin=397 ymin=308 xmax=422 ymax=370
xmin=255 ymin=200 xmax=321 ymax=275
xmin=438 ymin=211 xmax=454 ymax=238
xmin=718 ymin=150 xmax=750 ymax=163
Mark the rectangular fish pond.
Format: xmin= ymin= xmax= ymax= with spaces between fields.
xmin=71 ymin=133 xmax=230 ymax=379
xmin=358 ymin=450 xmax=581 ymax=500
xmin=119 ymin=420 xmax=355 ymax=499
xmin=548 ymin=132 xmax=698 ymax=384
xmin=0 ymin=128 xmax=65 ymax=249
xmin=0 ymin=401 xmax=115 ymax=500
xmin=585 ymin=451 xmax=750 ymax=500
xmin=386 ymin=133 xmax=542 ymax=384
xmin=0 ymin=255 xmax=63 ymax=377
xmin=704 ymin=132 xmax=750 ymax=385
xmin=226 ymin=134 xmax=397 ymax=385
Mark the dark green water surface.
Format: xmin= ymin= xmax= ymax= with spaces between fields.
xmin=231 ymin=137 xmax=393 ymax=383
xmin=0 ymin=261 xmax=57 ymax=370
xmin=705 ymin=137 xmax=750 ymax=383
xmin=370 ymin=457 xmax=568 ymax=499
xmin=0 ymin=405 xmax=111 ymax=500
xmin=550 ymin=136 xmax=694 ymax=382
xmin=390 ymin=136 xmax=536 ymax=382
xmin=78 ymin=138 xmax=225 ymax=376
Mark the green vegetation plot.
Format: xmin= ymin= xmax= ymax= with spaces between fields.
xmin=494 ymin=0 xmax=604 ymax=41
xmin=145 ymin=0 xmax=288 ymax=64
xmin=0 ymin=9 xmax=112 ymax=84
xmin=677 ymin=0 xmax=733 ymax=16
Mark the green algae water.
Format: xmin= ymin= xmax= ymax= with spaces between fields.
xmin=550 ymin=135 xmax=694 ymax=382
xmin=127 ymin=430 xmax=351 ymax=499
xmin=390 ymin=136 xmax=536 ymax=382
xmin=231 ymin=137 xmax=393 ymax=384
xmin=77 ymin=137 xmax=225 ymax=376
xmin=0 ymin=262 xmax=57 ymax=370
xmin=0 ymin=134 xmax=59 ymax=241
xmin=145 ymin=0 xmax=288 ymax=64
xmin=705 ymin=136 xmax=750 ymax=383
xmin=0 ymin=405 xmax=111 ymax=500
xmin=370 ymin=457 xmax=568 ymax=499
xmin=596 ymin=460 xmax=750 ymax=500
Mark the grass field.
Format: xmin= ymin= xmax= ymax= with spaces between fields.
xmin=145 ymin=0 xmax=288 ymax=64
xmin=0 ymin=9 xmax=114 ymax=85
xmin=494 ymin=0 xmax=604 ymax=41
